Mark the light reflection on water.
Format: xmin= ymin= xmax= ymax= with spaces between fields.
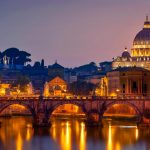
xmin=0 ymin=117 xmax=150 ymax=150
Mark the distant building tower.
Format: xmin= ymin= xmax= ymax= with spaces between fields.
xmin=41 ymin=59 xmax=44 ymax=68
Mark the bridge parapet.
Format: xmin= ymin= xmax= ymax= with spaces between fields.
xmin=1 ymin=95 xmax=150 ymax=101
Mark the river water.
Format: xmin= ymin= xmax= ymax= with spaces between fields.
xmin=0 ymin=117 xmax=150 ymax=150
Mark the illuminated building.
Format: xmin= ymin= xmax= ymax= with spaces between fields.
xmin=27 ymin=82 xmax=34 ymax=95
xmin=0 ymin=83 xmax=10 ymax=96
xmin=0 ymin=82 xmax=34 ymax=96
xmin=44 ymin=76 xmax=67 ymax=97
xmin=112 ymin=16 xmax=150 ymax=70
xmin=107 ymin=67 xmax=150 ymax=96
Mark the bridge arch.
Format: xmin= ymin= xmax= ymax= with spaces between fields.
xmin=0 ymin=101 xmax=36 ymax=117
xmin=102 ymin=101 xmax=142 ymax=117
xmin=46 ymin=101 xmax=87 ymax=119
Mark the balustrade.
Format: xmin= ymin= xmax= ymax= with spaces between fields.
xmin=0 ymin=95 xmax=150 ymax=101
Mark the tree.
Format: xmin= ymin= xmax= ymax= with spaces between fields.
xmin=15 ymin=51 xmax=31 ymax=65
xmin=2 ymin=48 xmax=32 ymax=66
xmin=3 ymin=48 xmax=20 ymax=65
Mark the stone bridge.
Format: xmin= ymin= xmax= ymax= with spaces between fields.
xmin=0 ymin=96 xmax=150 ymax=126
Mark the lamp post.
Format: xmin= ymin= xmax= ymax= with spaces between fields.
xmin=116 ymin=89 xmax=120 ymax=99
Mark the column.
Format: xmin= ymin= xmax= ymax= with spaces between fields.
xmin=129 ymin=80 xmax=131 ymax=94
xmin=138 ymin=79 xmax=140 ymax=94
xmin=141 ymin=79 xmax=143 ymax=94
xmin=126 ymin=79 xmax=129 ymax=94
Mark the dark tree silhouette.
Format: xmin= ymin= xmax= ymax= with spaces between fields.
xmin=3 ymin=48 xmax=20 ymax=65
xmin=15 ymin=51 xmax=31 ymax=65
xmin=2 ymin=48 xmax=31 ymax=66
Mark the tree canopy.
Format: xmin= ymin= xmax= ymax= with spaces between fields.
xmin=2 ymin=47 xmax=31 ymax=66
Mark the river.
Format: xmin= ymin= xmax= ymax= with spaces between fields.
xmin=0 ymin=117 xmax=150 ymax=150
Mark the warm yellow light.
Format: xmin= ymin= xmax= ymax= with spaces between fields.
xmin=26 ymin=127 xmax=32 ymax=141
xmin=44 ymin=82 xmax=49 ymax=97
xmin=110 ymin=92 xmax=117 ymax=97
xmin=116 ymin=142 xmax=121 ymax=150
xmin=107 ymin=124 xmax=112 ymax=150
xmin=135 ymin=127 xmax=139 ymax=140
xmin=51 ymin=122 xmax=57 ymax=141
xmin=116 ymin=89 xmax=120 ymax=92
xmin=0 ymin=88 xmax=5 ymax=95
xmin=16 ymin=132 xmax=23 ymax=150
xmin=65 ymin=122 xmax=71 ymax=150
xmin=79 ymin=122 xmax=86 ymax=150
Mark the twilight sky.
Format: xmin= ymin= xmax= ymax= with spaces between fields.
xmin=0 ymin=0 xmax=150 ymax=67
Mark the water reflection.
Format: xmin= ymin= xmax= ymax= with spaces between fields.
xmin=0 ymin=117 xmax=150 ymax=150
xmin=107 ymin=124 xmax=112 ymax=150
xmin=0 ymin=117 xmax=34 ymax=150
xmin=80 ymin=122 xmax=86 ymax=150
xmin=16 ymin=132 xmax=22 ymax=150
xmin=50 ymin=119 xmax=86 ymax=150
xmin=103 ymin=121 xmax=140 ymax=150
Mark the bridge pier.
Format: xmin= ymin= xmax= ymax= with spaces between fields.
xmin=33 ymin=97 xmax=50 ymax=127
xmin=86 ymin=113 xmax=102 ymax=126
xmin=33 ymin=112 xmax=50 ymax=127
xmin=138 ymin=116 xmax=150 ymax=127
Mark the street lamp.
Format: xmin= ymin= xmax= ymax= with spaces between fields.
xmin=116 ymin=89 xmax=120 ymax=99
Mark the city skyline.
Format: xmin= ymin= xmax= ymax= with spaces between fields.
xmin=0 ymin=0 xmax=150 ymax=67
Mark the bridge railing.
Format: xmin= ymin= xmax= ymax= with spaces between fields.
xmin=1 ymin=95 xmax=150 ymax=101
xmin=100 ymin=96 xmax=150 ymax=100
xmin=43 ymin=95 xmax=150 ymax=100
xmin=43 ymin=96 xmax=93 ymax=100
xmin=0 ymin=95 xmax=39 ymax=101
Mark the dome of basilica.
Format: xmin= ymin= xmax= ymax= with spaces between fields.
xmin=133 ymin=25 xmax=150 ymax=45
xmin=131 ymin=16 xmax=150 ymax=57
